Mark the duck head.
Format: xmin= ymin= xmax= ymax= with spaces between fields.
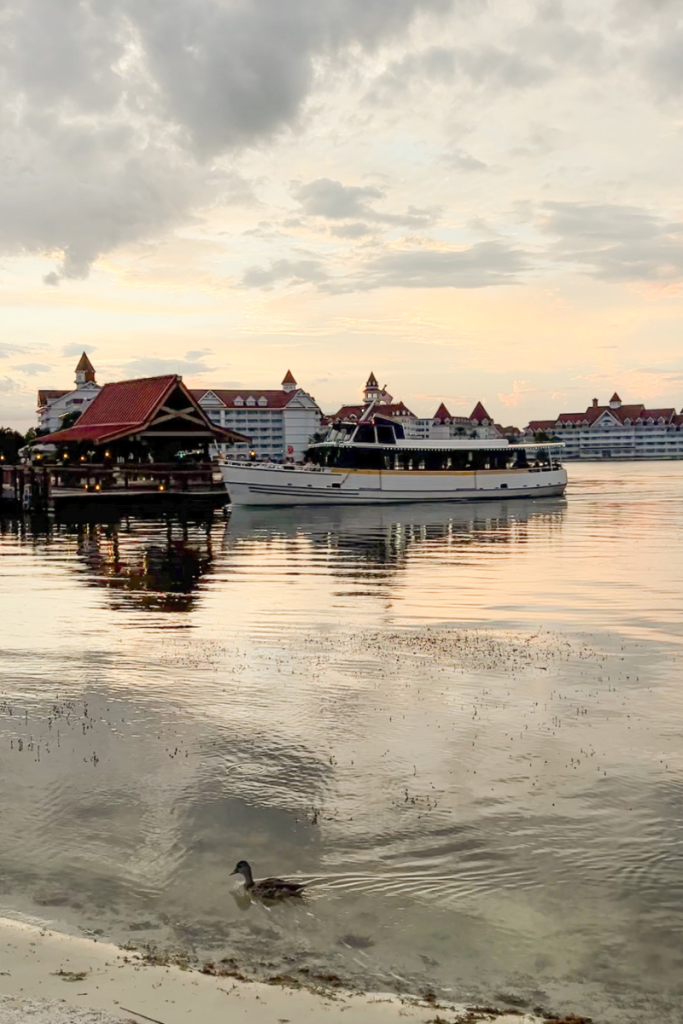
xmin=230 ymin=860 xmax=254 ymax=886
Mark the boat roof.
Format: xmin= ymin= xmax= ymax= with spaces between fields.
xmin=311 ymin=438 xmax=564 ymax=452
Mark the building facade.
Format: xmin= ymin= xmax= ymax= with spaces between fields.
xmin=328 ymin=375 xmax=507 ymax=442
xmin=327 ymin=372 xmax=419 ymax=429
xmin=525 ymin=393 xmax=683 ymax=459
xmin=413 ymin=401 xmax=504 ymax=440
xmin=192 ymin=371 xmax=322 ymax=461
xmin=38 ymin=353 xmax=101 ymax=433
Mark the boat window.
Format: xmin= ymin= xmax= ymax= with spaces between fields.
xmin=376 ymin=424 xmax=395 ymax=444
xmin=393 ymin=422 xmax=405 ymax=440
xmin=354 ymin=424 xmax=376 ymax=444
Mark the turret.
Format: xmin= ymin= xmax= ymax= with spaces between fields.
xmin=75 ymin=352 xmax=96 ymax=387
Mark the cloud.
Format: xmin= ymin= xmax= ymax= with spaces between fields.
xmin=0 ymin=0 xmax=451 ymax=280
xmin=185 ymin=348 xmax=213 ymax=361
xmin=498 ymin=379 xmax=532 ymax=407
xmin=244 ymin=239 xmax=529 ymax=292
xmin=446 ymin=149 xmax=490 ymax=172
xmin=0 ymin=376 xmax=23 ymax=395
xmin=241 ymin=258 xmax=330 ymax=289
xmin=122 ymin=355 xmax=214 ymax=377
xmin=12 ymin=362 xmax=52 ymax=376
xmin=62 ymin=343 xmax=96 ymax=358
xmin=337 ymin=240 xmax=530 ymax=290
xmin=539 ymin=201 xmax=683 ymax=281
xmin=329 ymin=222 xmax=375 ymax=239
xmin=294 ymin=178 xmax=438 ymax=231
xmin=0 ymin=342 xmax=28 ymax=358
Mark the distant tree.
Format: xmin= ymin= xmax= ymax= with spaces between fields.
xmin=24 ymin=427 xmax=48 ymax=443
xmin=0 ymin=427 xmax=26 ymax=462
xmin=59 ymin=410 xmax=82 ymax=430
xmin=534 ymin=430 xmax=551 ymax=442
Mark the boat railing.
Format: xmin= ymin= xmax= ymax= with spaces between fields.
xmin=220 ymin=458 xmax=322 ymax=472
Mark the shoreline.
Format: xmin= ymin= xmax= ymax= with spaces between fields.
xmin=0 ymin=916 xmax=575 ymax=1024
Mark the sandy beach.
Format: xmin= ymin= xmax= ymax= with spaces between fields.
xmin=0 ymin=916 xmax=566 ymax=1024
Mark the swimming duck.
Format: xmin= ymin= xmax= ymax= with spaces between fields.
xmin=230 ymin=860 xmax=305 ymax=899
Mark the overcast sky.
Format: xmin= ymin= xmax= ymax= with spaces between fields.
xmin=2 ymin=0 xmax=683 ymax=429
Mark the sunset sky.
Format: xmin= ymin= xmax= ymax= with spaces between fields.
xmin=2 ymin=0 xmax=683 ymax=431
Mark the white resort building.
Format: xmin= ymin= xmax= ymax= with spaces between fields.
xmin=329 ymin=375 xmax=506 ymax=441
xmin=525 ymin=393 xmax=683 ymax=459
xmin=37 ymin=353 xmax=102 ymax=433
xmin=192 ymin=371 xmax=322 ymax=461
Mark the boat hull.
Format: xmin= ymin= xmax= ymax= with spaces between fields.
xmin=220 ymin=463 xmax=568 ymax=506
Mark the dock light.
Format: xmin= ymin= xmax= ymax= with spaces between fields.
xmin=80 ymin=455 xmax=86 ymax=462
xmin=95 ymin=483 xmax=101 ymax=491
xmin=158 ymin=483 xmax=165 ymax=492
xmin=0 ymin=454 xmax=5 ymax=462
xmin=104 ymin=450 xmax=111 ymax=459
xmin=35 ymin=453 xmax=42 ymax=461
xmin=249 ymin=450 xmax=256 ymax=461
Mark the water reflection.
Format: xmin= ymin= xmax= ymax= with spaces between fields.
xmin=224 ymin=498 xmax=566 ymax=587
xmin=1 ymin=470 xmax=683 ymax=1024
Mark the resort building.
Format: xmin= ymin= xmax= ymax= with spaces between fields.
xmin=191 ymin=371 xmax=322 ymax=461
xmin=413 ymin=401 xmax=503 ymax=440
xmin=328 ymin=375 xmax=506 ymax=442
xmin=37 ymin=353 xmax=101 ymax=433
xmin=328 ymin=373 xmax=418 ymax=429
xmin=525 ymin=393 xmax=683 ymax=459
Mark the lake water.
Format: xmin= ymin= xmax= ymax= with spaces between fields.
xmin=1 ymin=462 xmax=682 ymax=1022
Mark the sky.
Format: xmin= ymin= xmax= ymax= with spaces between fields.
xmin=2 ymin=0 xmax=683 ymax=431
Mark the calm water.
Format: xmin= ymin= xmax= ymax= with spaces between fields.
xmin=1 ymin=462 xmax=682 ymax=1022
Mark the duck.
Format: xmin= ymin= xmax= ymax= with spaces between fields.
xmin=230 ymin=859 xmax=305 ymax=899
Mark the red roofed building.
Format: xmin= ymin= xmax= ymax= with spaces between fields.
xmin=192 ymin=371 xmax=322 ymax=461
xmin=523 ymin=393 xmax=683 ymax=459
xmin=36 ymin=375 xmax=247 ymax=459
xmin=37 ymin=352 xmax=102 ymax=433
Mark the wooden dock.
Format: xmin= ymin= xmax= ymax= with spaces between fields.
xmin=2 ymin=462 xmax=228 ymax=513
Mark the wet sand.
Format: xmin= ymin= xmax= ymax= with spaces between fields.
xmin=0 ymin=916 xmax=564 ymax=1024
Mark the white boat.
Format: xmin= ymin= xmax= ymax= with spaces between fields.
xmin=219 ymin=411 xmax=567 ymax=507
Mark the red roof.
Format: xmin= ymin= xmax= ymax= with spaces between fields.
xmin=281 ymin=370 xmax=297 ymax=385
xmin=365 ymin=372 xmax=379 ymax=388
xmin=469 ymin=401 xmax=491 ymax=423
xmin=330 ymin=401 xmax=416 ymax=420
xmin=527 ymin=420 xmax=556 ymax=431
xmin=531 ymin=399 xmax=681 ymax=433
xmin=610 ymin=392 xmax=621 ymax=403
xmin=38 ymin=389 xmax=69 ymax=407
xmin=433 ymin=402 xmax=451 ymax=422
xmin=191 ymin=388 xmax=300 ymax=410
xmin=76 ymin=352 xmax=95 ymax=373
xmin=37 ymin=375 xmax=246 ymax=446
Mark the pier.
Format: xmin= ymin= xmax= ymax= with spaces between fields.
xmin=1 ymin=462 xmax=227 ymax=513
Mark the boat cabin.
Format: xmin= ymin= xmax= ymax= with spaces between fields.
xmin=310 ymin=415 xmax=563 ymax=473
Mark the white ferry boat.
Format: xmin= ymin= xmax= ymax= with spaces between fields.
xmin=219 ymin=410 xmax=567 ymax=507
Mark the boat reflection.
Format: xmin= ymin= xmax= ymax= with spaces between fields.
xmin=223 ymin=497 xmax=566 ymax=577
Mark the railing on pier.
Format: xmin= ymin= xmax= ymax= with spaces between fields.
xmin=1 ymin=462 xmax=226 ymax=512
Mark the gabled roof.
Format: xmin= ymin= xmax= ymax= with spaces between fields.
xmin=281 ymin=370 xmax=297 ymax=385
xmin=365 ymin=372 xmax=379 ymax=388
xmin=38 ymin=389 xmax=69 ymax=407
xmin=191 ymin=388 xmax=304 ymax=410
xmin=76 ymin=352 xmax=95 ymax=373
xmin=469 ymin=401 xmax=491 ymax=423
xmin=433 ymin=402 xmax=451 ymax=422
xmin=527 ymin=420 xmax=556 ymax=431
xmin=330 ymin=401 xmax=416 ymax=421
xmin=37 ymin=375 xmax=248 ymax=446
